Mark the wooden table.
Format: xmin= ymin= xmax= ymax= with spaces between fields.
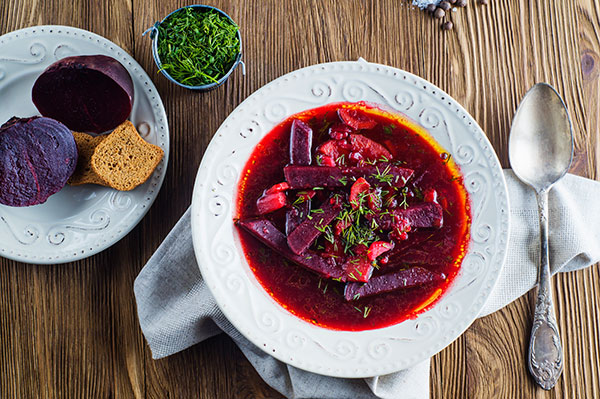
xmin=1 ymin=1 xmax=599 ymax=397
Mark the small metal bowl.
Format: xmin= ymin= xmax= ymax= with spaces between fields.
xmin=144 ymin=5 xmax=244 ymax=91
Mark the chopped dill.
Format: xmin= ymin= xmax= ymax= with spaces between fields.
xmin=335 ymin=197 xmax=379 ymax=253
xmin=315 ymin=223 xmax=335 ymax=244
xmin=382 ymin=124 xmax=396 ymax=136
xmin=363 ymin=306 xmax=372 ymax=318
xmin=292 ymin=196 xmax=305 ymax=206
xmin=354 ymin=305 xmax=372 ymax=318
xmin=371 ymin=165 xmax=394 ymax=185
xmin=157 ymin=7 xmax=240 ymax=86
xmin=398 ymin=187 xmax=409 ymax=209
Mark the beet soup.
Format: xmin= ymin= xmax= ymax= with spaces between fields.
xmin=235 ymin=102 xmax=471 ymax=331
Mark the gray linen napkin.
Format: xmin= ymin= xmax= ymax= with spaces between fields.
xmin=134 ymin=170 xmax=600 ymax=399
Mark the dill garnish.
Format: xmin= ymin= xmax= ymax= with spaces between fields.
xmin=315 ymin=223 xmax=335 ymax=243
xmin=335 ymin=194 xmax=379 ymax=253
xmin=363 ymin=306 xmax=372 ymax=318
xmin=371 ymin=165 xmax=394 ymax=185
xmin=292 ymin=196 xmax=305 ymax=206
xmin=382 ymin=124 xmax=395 ymax=136
xmin=354 ymin=305 xmax=372 ymax=318
xmin=398 ymin=187 xmax=409 ymax=209
xmin=157 ymin=7 xmax=240 ymax=86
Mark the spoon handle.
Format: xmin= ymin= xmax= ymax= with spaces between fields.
xmin=528 ymin=190 xmax=563 ymax=389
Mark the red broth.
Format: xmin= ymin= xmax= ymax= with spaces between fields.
xmin=235 ymin=102 xmax=471 ymax=331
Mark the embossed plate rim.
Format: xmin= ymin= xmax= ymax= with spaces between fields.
xmin=0 ymin=25 xmax=169 ymax=264
xmin=191 ymin=60 xmax=509 ymax=377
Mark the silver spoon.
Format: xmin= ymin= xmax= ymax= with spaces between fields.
xmin=508 ymin=83 xmax=573 ymax=390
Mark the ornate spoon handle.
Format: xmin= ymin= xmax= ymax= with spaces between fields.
xmin=528 ymin=190 xmax=563 ymax=389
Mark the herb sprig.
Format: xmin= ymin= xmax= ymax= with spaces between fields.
xmin=335 ymin=192 xmax=379 ymax=253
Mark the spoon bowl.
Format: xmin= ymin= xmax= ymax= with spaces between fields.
xmin=509 ymin=83 xmax=573 ymax=192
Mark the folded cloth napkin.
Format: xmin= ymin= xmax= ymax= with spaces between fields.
xmin=134 ymin=170 xmax=600 ymax=399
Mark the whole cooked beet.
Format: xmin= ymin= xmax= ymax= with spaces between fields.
xmin=0 ymin=116 xmax=78 ymax=207
xmin=32 ymin=55 xmax=134 ymax=133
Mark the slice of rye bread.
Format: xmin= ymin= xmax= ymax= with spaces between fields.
xmin=91 ymin=121 xmax=164 ymax=191
xmin=68 ymin=132 xmax=109 ymax=186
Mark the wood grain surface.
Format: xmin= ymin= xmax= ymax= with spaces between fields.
xmin=1 ymin=0 xmax=599 ymax=398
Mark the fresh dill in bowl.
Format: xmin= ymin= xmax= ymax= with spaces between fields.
xmin=156 ymin=6 xmax=240 ymax=87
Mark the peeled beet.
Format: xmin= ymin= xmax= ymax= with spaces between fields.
xmin=32 ymin=55 xmax=134 ymax=133
xmin=0 ymin=116 xmax=78 ymax=207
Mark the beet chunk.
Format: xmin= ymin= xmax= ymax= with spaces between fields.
xmin=32 ymin=55 xmax=134 ymax=133
xmin=289 ymin=119 xmax=312 ymax=165
xmin=316 ymin=134 xmax=392 ymax=165
xmin=284 ymin=165 xmax=413 ymax=189
xmin=0 ymin=116 xmax=78 ymax=207
xmin=285 ymin=199 xmax=310 ymax=236
xmin=287 ymin=196 xmax=341 ymax=255
xmin=347 ymin=165 xmax=413 ymax=187
xmin=343 ymin=267 xmax=446 ymax=301
xmin=338 ymin=109 xmax=378 ymax=130
xmin=341 ymin=256 xmax=374 ymax=283
xmin=256 ymin=192 xmax=287 ymax=214
xmin=284 ymin=166 xmax=344 ymax=189
xmin=237 ymin=218 xmax=346 ymax=280
xmin=374 ymin=202 xmax=443 ymax=230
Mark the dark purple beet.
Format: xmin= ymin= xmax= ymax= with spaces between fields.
xmin=287 ymin=196 xmax=341 ymax=255
xmin=374 ymin=202 xmax=443 ymax=230
xmin=347 ymin=165 xmax=413 ymax=187
xmin=0 ymin=116 xmax=78 ymax=207
xmin=343 ymin=267 xmax=446 ymax=301
xmin=285 ymin=200 xmax=310 ymax=236
xmin=32 ymin=55 xmax=134 ymax=133
xmin=284 ymin=165 xmax=414 ymax=189
xmin=289 ymin=119 xmax=312 ymax=165
xmin=285 ymin=166 xmax=344 ymax=189
xmin=237 ymin=218 xmax=346 ymax=280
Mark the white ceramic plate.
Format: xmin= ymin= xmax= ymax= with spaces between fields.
xmin=0 ymin=26 xmax=169 ymax=264
xmin=191 ymin=59 xmax=509 ymax=377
